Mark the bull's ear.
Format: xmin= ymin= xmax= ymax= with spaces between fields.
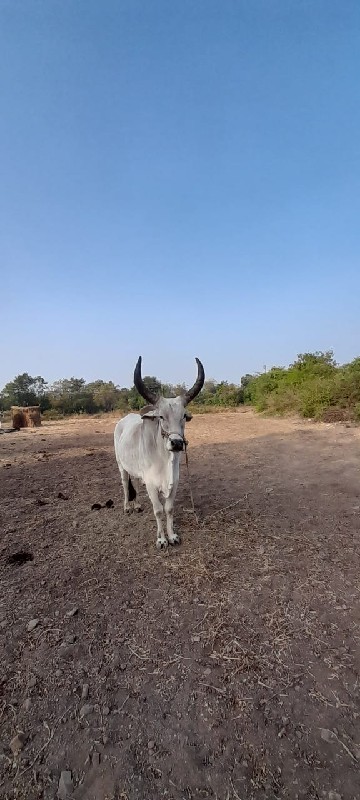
xmin=184 ymin=411 xmax=192 ymax=422
xmin=140 ymin=405 xmax=157 ymax=419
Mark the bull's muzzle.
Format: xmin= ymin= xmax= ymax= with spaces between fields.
xmin=169 ymin=437 xmax=184 ymax=452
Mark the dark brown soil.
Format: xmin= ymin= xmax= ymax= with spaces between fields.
xmin=1 ymin=411 xmax=360 ymax=800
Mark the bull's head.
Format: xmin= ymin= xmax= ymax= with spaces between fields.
xmin=134 ymin=356 xmax=205 ymax=452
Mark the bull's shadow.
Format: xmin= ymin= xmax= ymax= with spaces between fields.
xmin=175 ymin=426 xmax=360 ymax=534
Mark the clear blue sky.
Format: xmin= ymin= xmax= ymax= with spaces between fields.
xmin=1 ymin=1 xmax=359 ymax=389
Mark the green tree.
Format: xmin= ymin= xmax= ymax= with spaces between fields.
xmin=86 ymin=380 xmax=121 ymax=412
xmin=51 ymin=378 xmax=86 ymax=395
xmin=116 ymin=388 xmax=131 ymax=412
xmin=241 ymin=373 xmax=254 ymax=389
xmin=0 ymin=373 xmax=48 ymax=410
xmin=291 ymin=351 xmax=337 ymax=374
xmin=214 ymin=381 xmax=243 ymax=406
xmin=128 ymin=376 xmax=162 ymax=409
xmin=191 ymin=379 xmax=218 ymax=405
xmin=49 ymin=377 xmax=95 ymax=414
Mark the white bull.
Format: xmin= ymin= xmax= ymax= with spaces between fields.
xmin=114 ymin=356 xmax=205 ymax=549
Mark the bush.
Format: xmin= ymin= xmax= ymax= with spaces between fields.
xmin=244 ymin=352 xmax=360 ymax=422
xmin=2 ymin=351 xmax=360 ymax=421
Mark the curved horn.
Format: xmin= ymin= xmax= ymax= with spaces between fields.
xmin=185 ymin=358 xmax=205 ymax=405
xmin=134 ymin=356 xmax=158 ymax=405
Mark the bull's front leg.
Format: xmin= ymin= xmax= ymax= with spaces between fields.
xmin=146 ymin=484 xmax=167 ymax=549
xmin=165 ymin=485 xmax=180 ymax=546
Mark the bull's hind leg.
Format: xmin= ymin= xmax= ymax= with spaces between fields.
xmin=118 ymin=464 xmax=143 ymax=513
xmin=146 ymin=484 xmax=167 ymax=549
xmin=131 ymin=478 xmax=143 ymax=513
xmin=119 ymin=466 xmax=133 ymax=513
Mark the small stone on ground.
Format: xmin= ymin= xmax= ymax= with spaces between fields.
xmin=58 ymin=770 xmax=73 ymax=799
xmin=26 ymin=619 xmax=40 ymax=632
xmin=10 ymin=732 xmax=27 ymax=755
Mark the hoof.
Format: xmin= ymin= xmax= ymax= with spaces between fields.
xmin=124 ymin=506 xmax=133 ymax=514
xmin=168 ymin=534 xmax=181 ymax=546
xmin=156 ymin=538 xmax=168 ymax=550
xmin=134 ymin=504 xmax=143 ymax=513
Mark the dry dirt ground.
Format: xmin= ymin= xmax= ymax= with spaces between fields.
xmin=1 ymin=410 xmax=360 ymax=800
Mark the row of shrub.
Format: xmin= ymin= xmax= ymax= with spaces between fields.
xmin=0 ymin=373 xmax=243 ymax=417
xmin=1 ymin=352 xmax=360 ymax=422
xmin=243 ymin=352 xmax=360 ymax=422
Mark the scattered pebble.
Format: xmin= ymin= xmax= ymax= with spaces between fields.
xmin=58 ymin=770 xmax=73 ymax=799
xmin=59 ymin=644 xmax=75 ymax=659
xmin=27 ymin=619 xmax=40 ymax=632
xmin=328 ymin=793 xmax=342 ymax=800
xmin=203 ymin=667 xmax=211 ymax=676
xmin=102 ymin=706 xmax=110 ymax=716
xmin=65 ymin=634 xmax=76 ymax=644
xmin=148 ymin=740 xmax=155 ymax=750
xmin=191 ymin=635 xmax=200 ymax=643
xmin=81 ymin=684 xmax=89 ymax=701
xmin=28 ymin=676 xmax=37 ymax=688
xmin=10 ymin=732 xmax=27 ymax=755
xmin=92 ymin=751 xmax=100 ymax=767
xmin=23 ymin=698 xmax=32 ymax=711
xmin=55 ymin=669 xmax=63 ymax=678
xmin=65 ymin=607 xmax=78 ymax=618
xmin=320 ymin=728 xmax=335 ymax=743
xmin=80 ymin=704 xmax=94 ymax=718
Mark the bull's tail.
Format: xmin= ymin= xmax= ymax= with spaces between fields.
xmin=128 ymin=477 xmax=137 ymax=501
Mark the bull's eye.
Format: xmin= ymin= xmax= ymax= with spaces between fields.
xmin=159 ymin=415 xmax=164 ymax=420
